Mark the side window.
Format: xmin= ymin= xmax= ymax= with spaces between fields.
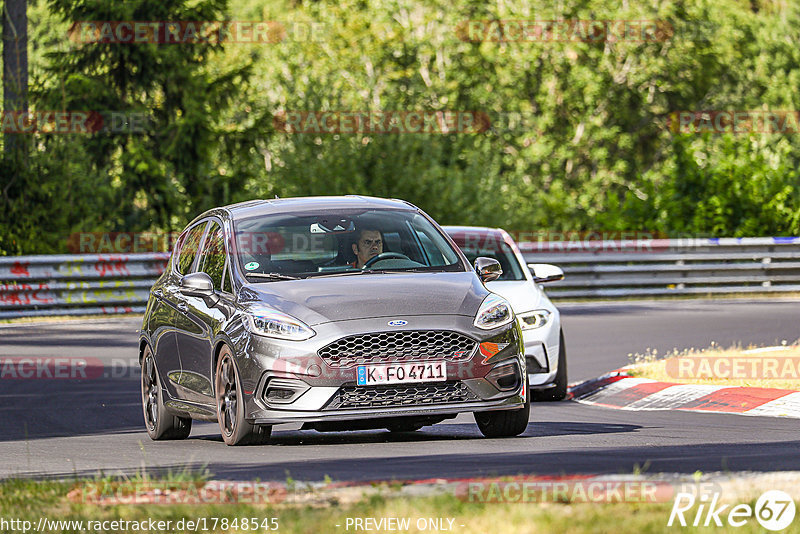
xmin=176 ymin=223 xmax=207 ymax=275
xmin=410 ymin=217 xmax=459 ymax=266
xmin=221 ymin=261 xmax=233 ymax=294
xmin=197 ymin=222 xmax=226 ymax=291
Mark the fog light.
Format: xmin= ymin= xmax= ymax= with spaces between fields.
xmin=262 ymin=377 xmax=309 ymax=404
xmin=266 ymin=388 xmax=295 ymax=401
xmin=485 ymin=361 xmax=521 ymax=392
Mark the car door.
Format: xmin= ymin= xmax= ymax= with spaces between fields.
xmin=175 ymin=219 xmax=230 ymax=406
xmin=163 ymin=221 xmax=209 ymax=402
xmin=146 ymin=281 xmax=180 ymax=398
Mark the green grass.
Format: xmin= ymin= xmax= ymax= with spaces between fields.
xmin=2 ymin=476 xmax=799 ymax=533
xmin=627 ymin=343 xmax=800 ymax=389
xmin=0 ymin=313 xmax=142 ymax=325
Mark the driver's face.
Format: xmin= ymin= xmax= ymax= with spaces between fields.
xmin=352 ymin=230 xmax=383 ymax=267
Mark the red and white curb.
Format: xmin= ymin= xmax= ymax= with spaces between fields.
xmin=568 ymin=370 xmax=800 ymax=418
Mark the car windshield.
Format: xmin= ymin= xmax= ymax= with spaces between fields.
xmin=233 ymin=208 xmax=464 ymax=278
xmin=447 ymin=232 xmax=526 ymax=281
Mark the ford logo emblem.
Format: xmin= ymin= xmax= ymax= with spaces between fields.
xmin=387 ymin=320 xmax=408 ymax=327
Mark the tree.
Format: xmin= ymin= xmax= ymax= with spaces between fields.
xmin=41 ymin=0 xmax=264 ymax=232
xmin=2 ymin=0 xmax=28 ymax=160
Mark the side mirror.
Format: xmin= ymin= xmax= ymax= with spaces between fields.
xmin=474 ymin=257 xmax=502 ymax=283
xmin=180 ymin=272 xmax=220 ymax=305
xmin=528 ymin=263 xmax=564 ymax=283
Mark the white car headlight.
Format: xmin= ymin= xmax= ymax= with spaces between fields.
xmin=245 ymin=309 xmax=316 ymax=341
xmin=474 ymin=294 xmax=515 ymax=330
xmin=517 ymin=309 xmax=551 ymax=330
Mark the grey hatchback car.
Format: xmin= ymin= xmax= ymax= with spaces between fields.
xmin=139 ymin=196 xmax=528 ymax=445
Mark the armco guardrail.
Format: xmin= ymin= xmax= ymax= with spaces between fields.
xmin=0 ymin=253 xmax=168 ymax=319
xmin=1 ymin=237 xmax=799 ymax=318
xmin=520 ymin=237 xmax=800 ymax=299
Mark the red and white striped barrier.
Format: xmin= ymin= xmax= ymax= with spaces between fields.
xmin=569 ymin=370 xmax=800 ymax=419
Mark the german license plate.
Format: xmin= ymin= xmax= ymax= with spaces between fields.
xmin=356 ymin=362 xmax=447 ymax=386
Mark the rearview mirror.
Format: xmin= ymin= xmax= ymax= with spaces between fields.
xmin=528 ymin=263 xmax=564 ymax=283
xmin=474 ymin=257 xmax=502 ymax=283
xmin=180 ymin=272 xmax=220 ymax=305
xmin=310 ymin=217 xmax=355 ymax=234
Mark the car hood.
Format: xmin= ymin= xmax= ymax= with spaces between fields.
xmin=239 ymin=271 xmax=489 ymax=326
xmin=485 ymin=280 xmax=542 ymax=313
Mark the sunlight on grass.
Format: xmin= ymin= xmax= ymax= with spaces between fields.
xmin=627 ymin=341 xmax=800 ymax=389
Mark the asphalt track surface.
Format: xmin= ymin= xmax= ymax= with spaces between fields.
xmin=2 ymin=299 xmax=799 ymax=482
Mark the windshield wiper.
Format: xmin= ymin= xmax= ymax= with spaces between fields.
xmin=307 ymin=268 xmax=440 ymax=277
xmin=304 ymin=270 xmax=370 ymax=278
xmin=245 ymin=272 xmax=301 ymax=281
xmin=365 ymin=267 xmax=438 ymax=273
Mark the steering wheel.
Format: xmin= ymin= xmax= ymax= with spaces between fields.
xmin=363 ymin=252 xmax=411 ymax=268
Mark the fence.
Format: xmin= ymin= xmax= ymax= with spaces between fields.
xmin=1 ymin=238 xmax=799 ymax=318
xmin=519 ymin=237 xmax=800 ymax=299
xmin=0 ymin=253 xmax=168 ymax=319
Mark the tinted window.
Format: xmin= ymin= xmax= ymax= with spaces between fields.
xmin=234 ymin=209 xmax=463 ymax=278
xmin=221 ymin=262 xmax=232 ymax=294
xmin=448 ymin=232 xmax=526 ymax=281
xmin=197 ymin=222 xmax=226 ymax=290
xmin=176 ymin=223 xmax=207 ymax=275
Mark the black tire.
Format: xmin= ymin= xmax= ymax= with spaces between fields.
xmin=474 ymin=395 xmax=530 ymax=438
xmin=532 ymin=329 xmax=568 ymax=402
xmin=141 ymin=345 xmax=192 ymax=440
xmin=215 ymin=346 xmax=271 ymax=446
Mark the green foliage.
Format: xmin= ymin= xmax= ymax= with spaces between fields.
xmin=1 ymin=0 xmax=268 ymax=254
xmin=240 ymin=0 xmax=800 ymax=235
xmin=3 ymin=0 xmax=800 ymax=254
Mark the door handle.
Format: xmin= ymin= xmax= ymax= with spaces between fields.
xmin=177 ymin=301 xmax=188 ymax=313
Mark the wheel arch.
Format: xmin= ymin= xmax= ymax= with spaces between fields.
xmin=211 ymin=334 xmax=237 ymax=393
xmin=138 ymin=337 xmax=150 ymax=366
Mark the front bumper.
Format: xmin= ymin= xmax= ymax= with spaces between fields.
xmin=521 ymin=310 xmax=561 ymax=388
xmin=250 ymin=392 xmax=525 ymax=425
xmin=233 ymin=314 xmax=526 ymax=425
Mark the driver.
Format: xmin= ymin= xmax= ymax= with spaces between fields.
xmin=350 ymin=228 xmax=383 ymax=268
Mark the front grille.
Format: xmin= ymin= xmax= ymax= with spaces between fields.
xmin=324 ymin=381 xmax=478 ymax=410
xmin=318 ymin=330 xmax=477 ymax=368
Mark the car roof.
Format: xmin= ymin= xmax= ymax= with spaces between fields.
xmin=442 ymin=226 xmax=507 ymax=238
xmin=443 ymin=226 xmax=523 ymax=251
xmin=184 ymin=196 xmax=418 ymax=227
xmin=223 ymin=195 xmax=417 ymax=219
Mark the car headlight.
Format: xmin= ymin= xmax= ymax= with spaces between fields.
xmin=245 ymin=309 xmax=316 ymax=341
xmin=517 ymin=309 xmax=551 ymax=330
xmin=474 ymin=294 xmax=515 ymax=330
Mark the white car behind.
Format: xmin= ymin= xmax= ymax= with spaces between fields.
xmin=444 ymin=226 xmax=567 ymax=401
